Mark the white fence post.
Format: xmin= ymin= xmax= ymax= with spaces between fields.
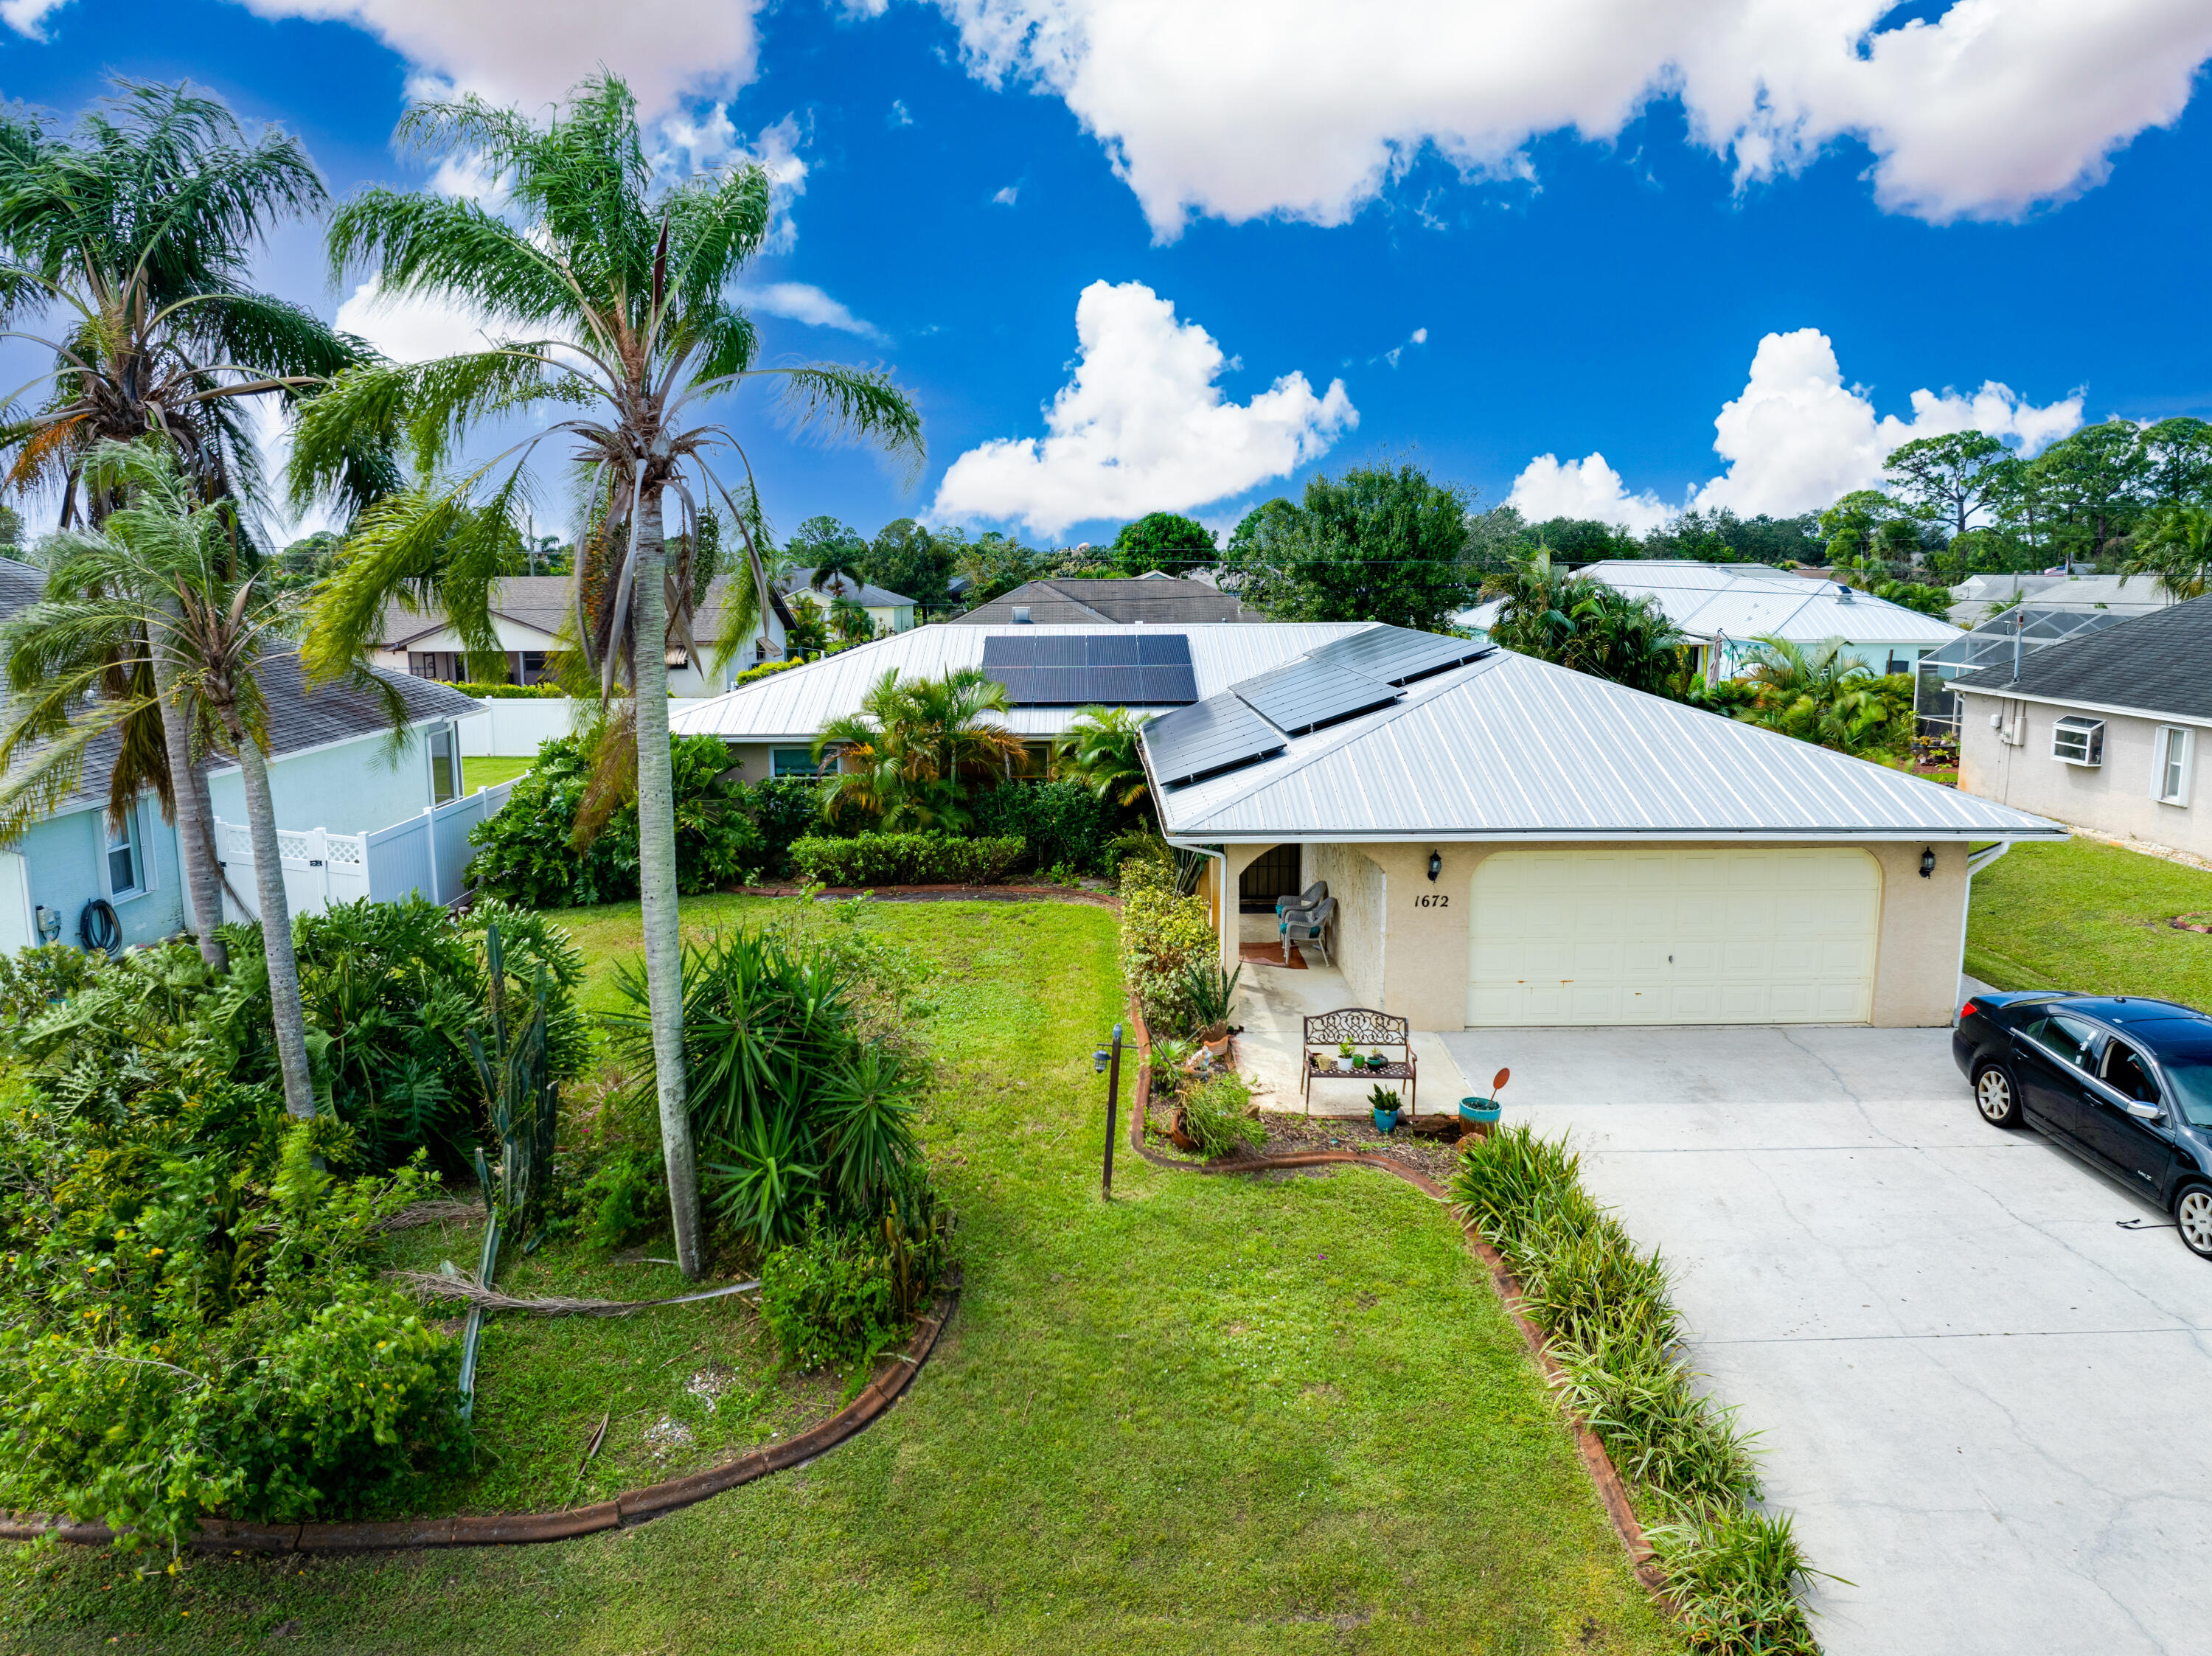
xmin=422 ymin=805 xmax=439 ymax=905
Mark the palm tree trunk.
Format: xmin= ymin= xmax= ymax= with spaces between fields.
xmin=147 ymin=609 xmax=227 ymax=971
xmin=630 ymin=483 xmax=704 ymax=1278
xmin=231 ymin=721 xmax=316 ymax=1120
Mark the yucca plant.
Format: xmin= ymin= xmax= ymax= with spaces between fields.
xmin=1178 ymin=959 xmax=1241 ymax=1040
xmin=460 ymin=921 xmax=560 ymax=1241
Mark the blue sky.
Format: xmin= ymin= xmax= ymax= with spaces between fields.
xmin=4 ymin=1 xmax=2211 ymax=550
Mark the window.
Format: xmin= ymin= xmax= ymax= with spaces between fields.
xmin=428 ymin=721 xmax=460 ymax=803
xmin=105 ymin=805 xmax=142 ymax=899
xmin=772 ymin=747 xmax=822 ymax=777
xmin=2051 ymin=716 xmax=2104 ymax=766
xmin=2154 ymin=726 xmax=2195 ymax=806
xmin=2101 ymin=1040 xmax=2160 ymax=1104
xmin=2025 ymin=1015 xmax=2099 ymax=1071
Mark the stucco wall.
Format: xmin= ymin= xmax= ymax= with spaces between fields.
xmin=206 ymin=727 xmax=445 ymax=838
xmin=1294 ymin=837 xmax=1969 ymax=1031
xmin=1310 ymin=842 xmax=1387 ymax=1006
xmin=16 ymin=799 xmax=187 ymax=951
xmin=1956 ymin=689 xmax=2208 ymax=858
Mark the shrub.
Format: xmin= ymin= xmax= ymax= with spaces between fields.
xmin=972 ymin=780 xmax=1110 ymax=874
xmin=758 ymin=1214 xmax=900 ymax=1371
xmin=1119 ymin=882 xmax=1216 ymax=1032
xmin=1450 ymin=1125 xmax=1819 ymax=1651
xmin=456 ymin=679 xmax=566 ymax=698
xmin=1180 ymin=1072 xmax=1261 ymax=1157
xmin=747 ymin=774 xmax=836 ymax=876
xmin=787 ymin=831 xmax=1022 ymax=888
xmin=607 ymin=922 xmax=933 ymax=1256
xmin=467 ymin=731 xmax=763 ymax=907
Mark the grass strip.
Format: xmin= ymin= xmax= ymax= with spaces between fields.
xmin=1452 ymin=1125 xmax=1825 ymax=1655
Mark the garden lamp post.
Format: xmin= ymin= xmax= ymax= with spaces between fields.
xmin=1096 ymin=1024 xmax=1123 ymax=1199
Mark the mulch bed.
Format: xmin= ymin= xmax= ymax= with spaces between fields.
xmin=1140 ymin=1099 xmax=1466 ymax=1184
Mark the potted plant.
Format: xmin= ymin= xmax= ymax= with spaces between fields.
xmin=1337 ymin=1040 xmax=1354 ymax=1071
xmin=1368 ymin=1047 xmax=1388 ymax=1071
xmin=1368 ymin=1085 xmax=1401 ymax=1133
xmin=1179 ymin=959 xmax=1242 ymax=1058
xmin=1458 ymin=1067 xmax=1510 ymax=1138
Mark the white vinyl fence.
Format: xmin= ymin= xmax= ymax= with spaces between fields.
xmin=458 ymin=697 xmax=724 ymax=756
xmin=216 ymin=781 xmax=518 ymax=923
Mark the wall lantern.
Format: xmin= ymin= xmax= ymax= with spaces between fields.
xmin=1920 ymin=847 xmax=1936 ymax=879
xmin=1427 ymin=851 xmax=1442 ymax=883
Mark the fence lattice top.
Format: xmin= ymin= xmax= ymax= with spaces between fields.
xmin=1303 ymin=1007 xmax=1409 ymax=1048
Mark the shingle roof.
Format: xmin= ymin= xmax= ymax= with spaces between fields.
xmin=954 ymin=577 xmax=1256 ymax=625
xmin=785 ymin=568 xmax=915 ymax=610
xmin=1950 ymin=592 xmax=2212 ymax=723
xmin=0 ymin=554 xmax=41 ymax=615
xmin=1145 ymin=642 xmax=2062 ymax=843
xmin=380 ymin=570 xmax=915 ymax=652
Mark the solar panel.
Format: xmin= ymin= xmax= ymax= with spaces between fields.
xmin=1307 ymin=625 xmax=1491 ymax=686
xmin=1144 ymin=694 xmax=1287 ymax=789
xmin=979 ymin=630 xmax=1198 ymax=706
xmin=1234 ymin=660 xmax=1402 ymax=736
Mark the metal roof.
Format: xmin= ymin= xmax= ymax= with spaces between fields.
xmin=668 ymin=621 xmax=1373 ymax=740
xmin=1578 ymin=561 xmax=1961 ymax=647
xmin=1147 ymin=645 xmax=2063 ymax=843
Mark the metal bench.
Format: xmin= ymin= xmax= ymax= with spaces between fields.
xmin=1301 ymin=1006 xmax=1416 ymax=1114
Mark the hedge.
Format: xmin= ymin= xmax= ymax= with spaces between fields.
xmin=972 ymin=780 xmax=1111 ymax=874
xmin=787 ymin=832 xmax=1023 ymax=887
xmin=1118 ymin=851 xmax=1216 ymax=1032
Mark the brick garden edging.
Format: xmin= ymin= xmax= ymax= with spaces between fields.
xmin=1120 ymin=990 xmax=1672 ymax=1607
xmin=0 ymin=1290 xmax=956 ymax=1554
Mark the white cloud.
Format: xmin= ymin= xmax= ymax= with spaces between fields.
xmin=229 ymin=1 xmax=764 ymax=116
xmin=732 ymin=282 xmax=884 ymax=341
xmin=932 ymin=0 xmax=2212 ymax=237
xmin=1508 ymin=453 xmax=1672 ymax=534
xmin=930 ymin=279 xmax=1355 ymax=535
xmin=1381 ymin=324 xmax=1427 ymax=368
xmin=0 ymin=0 xmax=72 ymax=39
xmin=335 ymin=278 xmax=493 ymax=363
xmin=1507 ymin=327 xmax=2084 ymax=529
xmin=992 ymin=184 xmax=1020 ymax=206
xmin=888 ymin=98 xmax=914 ymax=127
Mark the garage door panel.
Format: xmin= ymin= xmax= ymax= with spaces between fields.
xmin=1467 ymin=848 xmax=1879 ymax=1027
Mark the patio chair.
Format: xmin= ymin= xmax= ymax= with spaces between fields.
xmin=1274 ymin=880 xmax=1326 ymax=921
xmin=1281 ymin=896 xmax=1335 ymax=965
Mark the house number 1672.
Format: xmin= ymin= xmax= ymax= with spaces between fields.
xmin=1414 ymin=894 xmax=1450 ymax=908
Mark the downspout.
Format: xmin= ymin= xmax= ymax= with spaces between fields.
xmin=1955 ymin=840 xmax=2015 ymax=1019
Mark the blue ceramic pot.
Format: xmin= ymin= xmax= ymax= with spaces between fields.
xmin=1371 ymin=1107 xmax=1397 ymax=1133
xmin=1459 ymin=1097 xmax=1502 ymax=1125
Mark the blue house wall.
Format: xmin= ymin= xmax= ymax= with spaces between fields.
xmin=204 ymin=723 xmax=455 ymax=838
xmin=12 ymin=796 xmax=187 ymax=950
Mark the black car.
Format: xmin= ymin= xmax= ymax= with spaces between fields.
xmin=1955 ymin=992 xmax=2212 ymax=1259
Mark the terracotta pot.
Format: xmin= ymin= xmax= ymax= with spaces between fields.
xmin=1203 ymin=1028 xmax=1231 ymax=1058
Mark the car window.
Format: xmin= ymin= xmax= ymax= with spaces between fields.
xmin=2024 ymin=1015 xmax=2099 ymax=1071
xmin=2165 ymin=1062 xmax=2212 ymax=1128
xmin=2101 ymin=1040 xmax=2160 ymax=1103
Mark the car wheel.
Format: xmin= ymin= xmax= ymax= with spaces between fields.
xmin=1973 ymin=1062 xmax=2023 ymax=1128
xmin=2175 ymin=1187 xmax=2212 ymax=1261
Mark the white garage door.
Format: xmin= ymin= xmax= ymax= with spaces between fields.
xmin=1466 ymin=848 xmax=1880 ymax=1027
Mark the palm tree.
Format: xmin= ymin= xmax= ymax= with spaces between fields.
xmin=1482 ymin=543 xmax=1680 ymax=694
xmin=813 ymin=667 xmax=1026 ymax=830
xmin=807 ymin=538 xmax=866 ymax=603
xmin=825 ymin=593 xmax=876 ymax=644
xmin=0 ymin=80 xmax=384 ymax=968
xmin=2122 ymin=505 xmax=2211 ymax=602
xmin=290 ymin=74 xmax=922 ymax=1278
xmin=0 ymin=442 xmax=357 ymax=1119
xmin=1734 ymin=635 xmax=1900 ymax=759
xmin=1055 ymin=706 xmax=1151 ymax=810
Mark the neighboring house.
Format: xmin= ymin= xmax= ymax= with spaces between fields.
xmin=1138 ymin=625 xmax=2062 ymax=1031
xmin=1913 ymin=607 xmax=2131 ymax=735
xmin=669 ymin=619 xmax=1377 ymax=780
xmin=1462 ymin=560 xmax=1960 ymax=677
xmin=786 ymin=568 xmax=917 ymax=636
xmin=375 ymin=571 xmax=916 ymax=697
xmin=954 ymin=575 xmax=1260 ymax=625
xmin=1 ymin=556 xmax=487 ymax=953
xmin=1951 ymin=595 xmax=2212 ymax=860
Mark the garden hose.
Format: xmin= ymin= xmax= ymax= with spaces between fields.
xmin=77 ymin=898 xmax=122 ymax=953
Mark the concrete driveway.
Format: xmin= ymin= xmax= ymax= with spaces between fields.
xmin=1437 ymin=1022 xmax=2212 ymax=1656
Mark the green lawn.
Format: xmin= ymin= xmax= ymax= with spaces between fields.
xmin=461 ymin=754 xmax=535 ymax=791
xmin=1967 ymin=836 xmax=2212 ymax=1010
xmin=7 ymin=898 xmax=1678 ymax=1655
